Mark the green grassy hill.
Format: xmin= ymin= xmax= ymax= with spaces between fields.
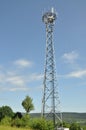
xmin=62 ymin=112 xmax=86 ymax=122
xmin=30 ymin=112 xmax=86 ymax=123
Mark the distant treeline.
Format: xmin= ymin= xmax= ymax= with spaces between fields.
xmin=30 ymin=112 xmax=86 ymax=122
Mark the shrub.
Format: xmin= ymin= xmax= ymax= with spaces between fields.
xmin=11 ymin=114 xmax=31 ymax=128
xmin=0 ymin=116 xmax=11 ymax=126
xmin=30 ymin=118 xmax=54 ymax=130
xmin=11 ymin=117 xmax=22 ymax=127
xmin=21 ymin=114 xmax=30 ymax=127
xmin=70 ymin=123 xmax=81 ymax=130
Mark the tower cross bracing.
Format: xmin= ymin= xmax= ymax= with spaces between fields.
xmin=42 ymin=8 xmax=62 ymax=129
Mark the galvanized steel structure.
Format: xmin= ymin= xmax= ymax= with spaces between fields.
xmin=42 ymin=8 xmax=62 ymax=129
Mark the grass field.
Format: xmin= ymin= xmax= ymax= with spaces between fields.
xmin=0 ymin=125 xmax=86 ymax=130
xmin=0 ymin=126 xmax=33 ymax=130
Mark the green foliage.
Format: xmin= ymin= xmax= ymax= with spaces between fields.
xmin=11 ymin=115 xmax=54 ymax=129
xmin=83 ymin=125 xmax=86 ymax=130
xmin=0 ymin=106 xmax=14 ymax=121
xmin=13 ymin=112 xmax=22 ymax=119
xmin=30 ymin=118 xmax=54 ymax=130
xmin=62 ymin=121 xmax=70 ymax=128
xmin=0 ymin=104 xmax=85 ymax=130
xmin=70 ymin=123 xmax=81 ymax=130
xmin=11 ymin=117 xmax=22 ymax=127
xmin=12 ymin=114 xmax=31 ymax=128
xmin=21 ymin=114 xmax=30 ymax=127
xmin=22 ymin=96 xmax=34 ymax=113
xmin=0 ymin=116 xmax=11 ymax=126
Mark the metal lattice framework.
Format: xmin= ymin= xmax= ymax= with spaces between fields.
xmin=42 ymin=8 xmax=62 ymax=129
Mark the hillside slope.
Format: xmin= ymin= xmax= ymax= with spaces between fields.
xmin=30 ymin=112 xmax=86 ymax=122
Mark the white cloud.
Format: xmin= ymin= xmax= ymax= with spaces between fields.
xmin=0 ymin=59 xmax=43 ymax=92
xmin=6 ymin=73 xmax=43 ymax=88
xmin=6 ymin=76 xmax=25 ymax=86
xmin=0 ymin=74 xmax=5 ymax=83
xmin=14 ymin=59 xmax=33 ymax=68
xmin=61 ymin=51 xmax=86 ymax=79
xmin=58 ymin=69 xmax=86 ymax=79
xmin=0 ymin=72 xmax=43 ymax=92
xmin=67 ymin=70 xmax=86 ymax=78
xmin=62 ymin=51 xmax=79 ymax=64
xmin=9 ymin=87 xmax=28 ymax=92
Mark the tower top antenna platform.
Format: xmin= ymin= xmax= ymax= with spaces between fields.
xmin=42 ymin=7 xmax=57 ymax=24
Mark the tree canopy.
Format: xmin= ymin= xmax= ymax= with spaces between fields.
xmin=0 ymin=106 xmax=14 ymax=120
xmin=22 ymin=96 xmax=34 ymax=113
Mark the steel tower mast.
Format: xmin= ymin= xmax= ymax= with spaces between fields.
xmin=42 ymin=8 xmax=62 ymax=129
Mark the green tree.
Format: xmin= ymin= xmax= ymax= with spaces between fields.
xmin=0 ymin=106 xmax=14 ymax=121
xmin=70 ymin=123 xmax=81 ymax=130
xmin=22 ymin=96 xmax=34 ymax=113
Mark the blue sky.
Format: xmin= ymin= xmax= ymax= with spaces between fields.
xmin=0 ymin=0 xmax=86 ymax=113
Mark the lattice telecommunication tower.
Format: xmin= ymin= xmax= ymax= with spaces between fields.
xmin=42 ymin=8 xmax=62 ymax=129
